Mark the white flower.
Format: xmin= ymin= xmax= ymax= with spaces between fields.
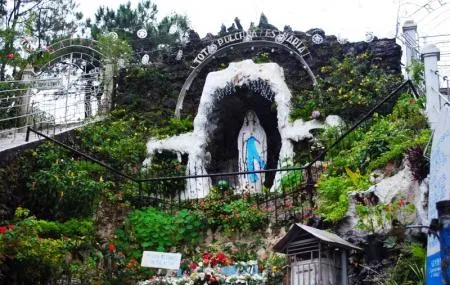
xmin=198 ymin=272 xmax=205 ymax=280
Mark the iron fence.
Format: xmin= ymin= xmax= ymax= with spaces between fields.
xmin=24 ymin=80 xmax=418 ymax=224
xmin=0 ymin=74 xmax=113 ymax=152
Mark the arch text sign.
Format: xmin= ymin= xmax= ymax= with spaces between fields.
xmin=191 ymin=29 xmax=310 ymax=68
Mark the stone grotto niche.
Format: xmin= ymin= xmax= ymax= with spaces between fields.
xmin=205 ymin=83 xmax=282 ymax=193
xmin=145 ymin=60 xmax=335 ymax=199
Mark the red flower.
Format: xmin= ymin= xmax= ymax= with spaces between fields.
xmin=7 ymin=224 xmax=14 ymax=230
xmin=215 ymin=252 xmax=229 ymax=265
xmin=6 ymin=53 xmax=14 ymax=60
xmin=216 ymin=252 xmax=226 ymax=262
xmin=0 ymin=226 xmax=7 ymax=234
xmin=189 ymin=262 xmax=197 ymax=270
xmin=210 ymin=258 xmax=218 ymax=267
xmin=126 ymin=258 xmax=138 ymax=269
xmin=203 ymin=252 xmax=211 ymax=265
xmin=398 ymin=199 xmax=405 ymax=207
xmin=108 ymin=243 xmax=116 ymax=253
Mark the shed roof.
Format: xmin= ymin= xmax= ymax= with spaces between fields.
xmin=273 ymin=224 xmax=361 ymax=252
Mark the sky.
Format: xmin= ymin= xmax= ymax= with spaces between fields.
xmin=79 ymin=0 xmax=450 ymax=74
xmin=79 ymin=0 xmax=450 ymax=40
xmin=79 ymin=0 xmax=402 ymax=41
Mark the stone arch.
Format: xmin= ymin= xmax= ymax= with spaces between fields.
xmin=205 ymin=80 xmax=282 ymax=189
xmin=175 ymin=40 xmax=317 ymax=118
xmin=185 ymin=60 xmax=296 ymax=197
xmin=145 ymin=59 xmax=328 ymax=199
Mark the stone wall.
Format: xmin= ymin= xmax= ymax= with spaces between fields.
xmin=116 ymin=24 xmax=402 ymax=121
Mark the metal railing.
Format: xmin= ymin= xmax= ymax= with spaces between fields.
xmin=26 ymin=126 xmax=315 ymax=224
xmin=430 ymin=70 xmax=450 ymax=111
xmin=0 ymin=75 xmax=112 ymax=152
xmin=23 ymin=79 xmax=418 ymax=225
xmin=421 ymin=33 xmax=450 ymax=76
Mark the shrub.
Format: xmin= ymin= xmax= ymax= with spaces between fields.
xmin=291 ymin=53 xmax=402 ymax=121
xmin=383 ymin=242 xmax=426 ymax=284
xmin=148 ymin=116 xmax=193 ymax=139
xmin=405 ymin=146 xmax=429 ymax=182
xmin=193 ymin=194 xmax=268 ymax=233
xmin=26 ymin=145 xmax=113 ymax=220
xmin=142 ymin=152 xmax=186 ymax=197
xmin=321 ymin=93 xmax=430 ymax=175
xmin=315 ymin=169 xmax=370 ymax=222
xmin=116 ymin=208 xmax=204 ymax=259
xmin=0 ymin=211 xmax=93 ymax=284
xmin=77 ymin=111 xmax=147 ymax=173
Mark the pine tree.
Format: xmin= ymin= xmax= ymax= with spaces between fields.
xmin=0 ymin=0 xmax=83 ymax=80
xmin=87 ymin=0 xmax=189 ymax=51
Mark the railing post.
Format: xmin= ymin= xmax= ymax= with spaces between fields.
xmin=101 ymin=63 xmax=115 ymax=115
xmin=421 ymin=44 xmax=441 ymax=130
xmin=25 ymin=126 xmax=30 ymax=142
xmin=138 ymin=180 xmax=143 ymax=207
xmin=402 ymin=20 xmax=418 ymax=79
xmin=306 ymin=165 xmax=314 ymax=208
xmin=111 ymin=75 xmax=117 ymax=110
xmin=20 ymin=64 xmax=35 ymax=131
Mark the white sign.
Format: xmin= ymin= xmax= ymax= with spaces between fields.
xmin=33 ymin=79 xmax=62 ymax=90
xmin=141 ymin=251 xmax=182 ymax=270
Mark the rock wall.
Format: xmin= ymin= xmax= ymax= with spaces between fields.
xmin=144 ymin=60 xmax=347 ymax=198
xmin=340 ymin=161 xmax=428 ymax=236
xmin=116 ymin=25 xmax=402 ymax=121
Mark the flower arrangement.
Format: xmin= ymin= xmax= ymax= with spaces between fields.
xmin=225 ymin=273 xmax=264 ymax=285
xmin=200 ymin=252 xmax=231 ymax=267
xmin=138 ymin=271 xmax=265 ymax=285
xmin=140 ymin=272 xmax=221 ymax=285
xmin=138 ymin=255 xmax=267 ymax=285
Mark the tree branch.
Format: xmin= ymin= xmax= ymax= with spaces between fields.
xmin=17 ymin=0 xmax=47 ymax=17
